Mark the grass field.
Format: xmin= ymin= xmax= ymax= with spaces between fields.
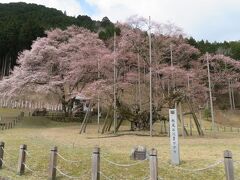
xmin=0 ymin=108 xmax=240 ymax=180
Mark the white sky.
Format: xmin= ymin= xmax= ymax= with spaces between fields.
xmin=1 ymin=0 xmax=240 ymax=42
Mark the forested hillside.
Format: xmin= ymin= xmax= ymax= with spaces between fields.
xmin=0 ymin=2 xmax=240 ymax=80
xmin=0 ymin=2 xmax=118 ymax=77
xmin=187 ymin=37 xmax=240 ymax=60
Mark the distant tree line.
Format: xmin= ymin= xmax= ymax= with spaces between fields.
xmin=187 ymin=37 xmax=240 ymax=60
xmin=0 ymin=2 xmax=120 ymax=77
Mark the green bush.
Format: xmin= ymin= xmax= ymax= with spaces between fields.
xmin=204 ymin=108 xmax=211 ymax=120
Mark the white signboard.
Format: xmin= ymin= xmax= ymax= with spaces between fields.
xmin=169 ymin=109 xmax=180 ymax=165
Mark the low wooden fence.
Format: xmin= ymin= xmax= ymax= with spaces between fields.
xmin=45 ymin=112 xmax=83 ymax=122
xmin=0 ymin=112 xmax=24 ymax=130
xmin=0 ymin=142 xmax=236 ymax=180
xmin=182 ymin=121 xmax=240 ymax=135
xmin=203 ymin=125 xmax=240 ymax=133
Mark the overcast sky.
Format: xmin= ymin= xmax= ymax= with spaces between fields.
xmin=1 ymin=0 xmax=240 ymax=42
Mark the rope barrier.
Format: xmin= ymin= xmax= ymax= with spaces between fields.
xmin=23 ymin=163 xmax=35 ymax=173
xmin=168 ymin=160 xmax=223 ymax=173
xmin=1 ymin=147 xmax=16 ymax=157
xmin=99 ymin=171 xmax=112 ymax=180
xmin=56 ymin=152 xmax=83 ymax=163
xmin=234 ymin=160 xmax=240 ymax=165
xmin=23 ymin=163 xmax=48 ymax=178
xmin=56 ymin=167 xmax=90 ymax=179
xmin=24 ymin=150 xmax=32 ymax=157
xmin=102 ymin=156 xmax=147 ymax=167
xmin=142 ymin=175 xmax=150 ymax=180
xmin=0 ymin=158 xmax=16 ymax=172
xmin=23 ymin=149 xmax=48 ymax=159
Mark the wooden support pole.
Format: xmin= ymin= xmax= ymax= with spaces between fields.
xmin=149 ymin=148 xmax=158 ymax=180
xmin=148 ymin=16 xmax=153 ymax=137
xmin=92 ymin=147 xmax=100 ymax=180
xmin=160 ymin=121 xmax=163 ymax=134
xmin=0 ymin=142 xmax=4 ymax=169
xmin=224 ymin=150 xmax=234 ymax=180
xmin=179 ymin=102 xmax=185 ymax=138
xmin=48 ymin=146 xmax=58 ymax=180
xmin=164 ymin=120 xmax=167 ymax=134
xmin=228 ymin=79 xmax=233 ymax=110
xmin=21 ymin=112 xmax=24 ymax=118
xmin=206 ymin=53 xmax=215 ymax=132
xmin=17 ymin=144 xmax=27 ymax=175
xmin=190 ymin=117 xmax=192 ymax=136
xmin=113 ymin=31 xmax=117 ymax=135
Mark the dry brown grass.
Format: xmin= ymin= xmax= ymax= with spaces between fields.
xmin=0 ymin=108 xmax=240 ymax=179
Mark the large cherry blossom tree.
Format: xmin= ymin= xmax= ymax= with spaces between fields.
xmin=0 ymin=26 xmax=112 ymax=114
xmin=0 ymin=17 xmax=239 ymax=133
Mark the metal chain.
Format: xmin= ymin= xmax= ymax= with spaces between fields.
xmin=102 ymin=156 xmax=147 ymax=167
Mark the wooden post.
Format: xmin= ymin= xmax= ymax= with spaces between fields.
xmin=179 ymin=102 xmax=185 ymax=138
xmin=224 ymin=150 xmax=234 ymax=180
xmin=20 ymin=112 xmax=24 ymax=118
xmin=164 ymin=120 xmax=167 ymax=134
xmin=17 ymin=144 xmax=27 ymax=175
xmin=92 ymin=147 xmax=100 ymax=180
xmin=160 ymin=121 xmax=163 ymax=134
xmin=190 ymin=117 xmax=192 ymax=136
xmin=149 ymin=148 xmax=158 ymax=180
xmin=48 ymin=146 xmax=58 ymax=180
xmin=199 ymin=109 xmax=203 ymax=131
xmin=0 ymin=142 xmax=4 ymax=169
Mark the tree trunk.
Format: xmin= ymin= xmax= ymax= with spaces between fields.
xmin=228 ymin=79 xmax=233 ymax=110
